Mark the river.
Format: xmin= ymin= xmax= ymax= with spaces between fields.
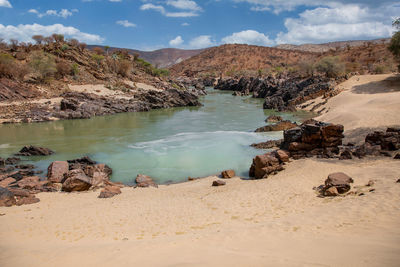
xmin=0 ymin=88 xmax=310 ymax=184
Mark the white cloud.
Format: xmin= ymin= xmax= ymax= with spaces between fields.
xmin=169 ymin=35 xmax=184 ymax=46
xmin=0 ymin=0 xmax=12 ymax=8
xmin=28 ymin=8 xmax=78 ymax=19
xmin=222 ymin=30 xmax=274 ymax=46
xmin=0 ymin=23 xmax=104 ymax=44
xmin=116 ymin=20 xmax=136 ymax=27
xmin=181 ymin=22 xmax=190 ymax=26
xmin=275 ymin=3 xmax=399 ymax=44
xmin=140 ymin=1 xmax=201 ymax=17
xmin=188 ymin=35 xmax=214 ymax=48
xmin=166 ymin=0 xmax=202 ymax=11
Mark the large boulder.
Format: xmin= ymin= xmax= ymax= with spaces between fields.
xmin=255 ymin=120 xmax=297 ymax=132
xmin=324 ymin=172 xmax=354 ymax=194
xmin=135 ymin=174 xmax=158 ymax=188
xmin=365 ymin=128 xmax=400 ymax=151
xmin=16 ymin=146 xmax=54 ymax=156
xmin=0 ymin=187 xmax=16 ymax=207
xmin=62 ymin=169 xmax=92 ymax=192
xmin=47 ymin=161 xmax=69 ymax=183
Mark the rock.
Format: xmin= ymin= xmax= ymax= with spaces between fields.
xmin=15 ymin=164 xmax=35 ymax=169
xmin=265 ymin=115 xmax=283 ymax=123
xmin=47 ymin=161 xmax=69 ymax=183
xmin=274 ymin=150 xmax=289 ymax=163
xmin=396 ymin=179 xmax=400 ymax=183
xmin=67 ymin=156 xmax=97 ymax=169
xmin=255 ymin=120 xmax=297 ymax=132
xmin=0 ymin=158 xmax=5 ymax=166
xmin=0 ymin=187 xmax=16 ymax=207
xmin=212 ymin=180 xmax=226 ymax=186
xmin=8 ymin=188 xmax=30 ymax=198
xmin=0 ymin=177 xmax=16 ymax=187
xmin=394 ymin=153 xmax=400 ymax=159
xmin=339 ymin=150 xmax=352 ymax=160
xmin=16 ymin=146 xmax=54 ymax=156
xmin=323 ymin=186 xmax=339 ymax=196
xmin=249 ymin=152 xmax=284 ymax=179
xmin=17 ymin=176 xmax=47 ymax=191
xmin=366 ymin=180 xmax=375 ymax=187
xmin=325 ymin=172 xmax=353 ymax=194
xmin=221 ymin=170 xmax=235 ymax=179
xmin=5 ymin=157 xmax=20 ymax=165
xmin=135 ymin=174 xmax=158 ymax=188
xmin=62 ymin=169 xmax=92 ymax=192
xmin=251 ymin=139 xmax=283 ymax=150
xmin=365 ymin=129 xmax=400 ymax=151
xmin=98 ymin=185 xmax=121 ymax=198
xmin=16 ymin=195 xmax=40 ymax=206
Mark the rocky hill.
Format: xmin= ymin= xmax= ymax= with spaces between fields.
xmin=276 ymin=38 xmax=390 ymax=53
xmin=169 ymin=44 xmax=318 ymax=77
xmin=170 ymin=41 xmax=396 ymax=78
xmin=0 ymin=36 xmax=202 ymax=123
xmin=88 ymin=46 xmax=204 ymax=68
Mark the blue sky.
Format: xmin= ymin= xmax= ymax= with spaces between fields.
xmin=0 ymin=0 xmax=398 ymax=51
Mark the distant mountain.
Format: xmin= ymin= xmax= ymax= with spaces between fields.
xmin=88 ymin=45 xmax=204 ymax=68
xmin=275 ymin=38 xmax=390 ymax=53
xmin=169 ymin=44 xmax=317 ymax=77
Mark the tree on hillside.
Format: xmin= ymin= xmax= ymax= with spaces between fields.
xmin=32 ymin=35 xmax=44 ymax=45
xmin=315 ymin=56 xmax=345 ymax=78
xmin=389 ymin=18 xmax=400 ymax=71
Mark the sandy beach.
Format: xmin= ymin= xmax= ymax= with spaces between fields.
xmin=1 ymin=74 xmax=400 ymax=267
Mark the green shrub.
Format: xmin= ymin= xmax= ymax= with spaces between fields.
xmin=61 ymin=44 xmax=69 ymax=51
xmin=91 ymin=54 xmax=104 ymax=65
xmin=29 ymin=51 xmax=57 ymax=81
xmin=71 ymin=63 xmax=79 ymax=76
xmin=315 ymin=56 xmax=345 ymax=78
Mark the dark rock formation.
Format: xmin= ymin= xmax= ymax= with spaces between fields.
xmin=62 ymin=169 xmax=92 ymax=192
xmin=16 ymin=146 xmax=54 ymax=156
xmin=251 ymin=139 xmax=282 ymax=150
xmin=0 ymin=187 xmax=17 ymax=207
xmin=255 ymin=120 xmax=297 ymax=132
xmin=215 ymin=75 xmax=343 ymax=111
xmin=281 ymin=120 xmax=344 ymax=159
xmin=221 ymin=170 xmax=235 ymax=179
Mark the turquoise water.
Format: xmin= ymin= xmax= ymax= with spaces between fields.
xmin=0 ymin=89 xmax=309 ymax=184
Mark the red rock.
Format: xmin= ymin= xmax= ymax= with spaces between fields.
xmin=0 ymin=177 xmax=16 ymax=187
xmin=62 ymin=169 xmax=92 ymax=192
xmin=255 ymin=120 xmax=297 ymax=132
xmin=221 ymin=170 xmax=235 ymax=179
xmin=249 ymin=152 xmax=283 ymax=179
xmin=324 ymin=186 xmax=339 ymax=196
xmin=274 ymin=150 xmax=289 ymax=163
xmin=136 ymin=174 xmax=158 ymax=188
xmin=47 ymin=161 xmax=69 ymax=183
xmin=17 ymin=176 xmax=47 ymax=190
xmin=8 ymin=188 xmax=30 ymax=198
xmin=98 ymin=185 xmax=121 ymax=198
xmin=212 ymin=180 xmax=226 ymax=186
xmin=325 ymin=172 xmax=353 ymax=194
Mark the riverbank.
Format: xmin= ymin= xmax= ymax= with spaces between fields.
xmin=1 ymin=74 xmax=400 ymax=266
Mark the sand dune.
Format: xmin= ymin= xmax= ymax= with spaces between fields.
xmin=1 ymin=74 xmax=400 ymax=266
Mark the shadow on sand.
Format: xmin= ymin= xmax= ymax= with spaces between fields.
xmin=352 ymin=74 xmax=400 ymax=94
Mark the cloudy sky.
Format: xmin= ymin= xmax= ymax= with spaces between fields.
xmin=0 ymin=0 xmax=398 ymax=51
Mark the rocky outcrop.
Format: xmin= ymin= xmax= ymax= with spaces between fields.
xmin=0 ymin=187 xmax=17 ymax=207
xmin=265 ymin=115 xmax=283 ymax=123
xmin=215 ymin=75 xmax=343 ymax=112
xmin=249 ymin=150 xmax=288 ymax=179
xmin=255 ymin=120 xmax=297 ymax=132
xmin=251 ymin=139 xmax=282 ymax=150
xmin=135 ymin=174 xmax=158 ymax=188
xmin=221 ymin=170 xmax=235 ymax=179
xmin=281 ymin=120 xmax=344 ymax=159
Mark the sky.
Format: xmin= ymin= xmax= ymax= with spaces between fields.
xmin=0 ymin=0 xmax=398 ymax=51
